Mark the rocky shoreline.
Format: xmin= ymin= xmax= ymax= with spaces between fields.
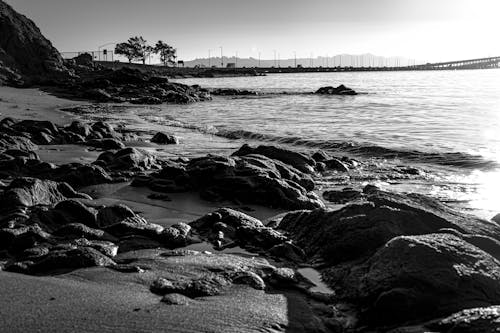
xmin=1 ymin=1 xmax=500 ymax=331
xmin=0 ymin=114 xmax=499 ymax=332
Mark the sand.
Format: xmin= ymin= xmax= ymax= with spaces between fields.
xmin=0 ymin=86 xmax=322 ymax=332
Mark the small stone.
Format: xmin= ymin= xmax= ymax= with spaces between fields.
xmin=161 ymin=293 xmax=192 ymax=305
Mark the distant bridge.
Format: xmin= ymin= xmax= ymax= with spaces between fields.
xmin=258 ymin=56 xmax=500 ymax=73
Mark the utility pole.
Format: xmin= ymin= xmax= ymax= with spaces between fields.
xmin=294 ymin=51 xmax=297 ymax=68
xmin=220 ymin=46 xmax=223 ymax=68
xmin=278 ymin=53 xmax=280 ymax=67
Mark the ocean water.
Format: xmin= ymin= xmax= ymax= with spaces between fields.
xmin=74 ymin=69 xmax=500 ymax=219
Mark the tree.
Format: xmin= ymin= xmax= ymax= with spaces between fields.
xmin=114 ymin=36 xmax=153 ymax=64
xmin=154 ymin=40 xmax=177 ymax=67
xmin=114 ymin=42 xmax=138 ymax=63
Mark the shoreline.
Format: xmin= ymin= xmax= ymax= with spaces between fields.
xmin=1 ymin=86 xmax=500 ymax=332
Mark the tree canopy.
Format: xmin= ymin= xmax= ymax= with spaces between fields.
xmin=115 ymin=37 xmax=177 ymax=66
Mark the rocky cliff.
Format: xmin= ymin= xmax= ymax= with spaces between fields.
xmin=0 ymin=0 xmax=68 ymax=85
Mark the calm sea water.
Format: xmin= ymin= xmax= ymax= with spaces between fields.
xmin=84 ymin=69 xmax=500 ymax=219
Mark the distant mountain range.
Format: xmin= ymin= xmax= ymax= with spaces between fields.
xmin=183 ymin=54 xmax=425 ymax=68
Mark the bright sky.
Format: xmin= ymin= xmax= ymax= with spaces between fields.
xmin=5 ymin=0 xmax=500 ymax=62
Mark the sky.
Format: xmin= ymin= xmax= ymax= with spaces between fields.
xmin=5 ymin=0 xmax=500 ymax=62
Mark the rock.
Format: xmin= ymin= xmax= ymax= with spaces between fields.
xmin=29 ymin=246 xmax=115 ymax=273
xmin=69 ymin=238 xmax=118 ymax=258
xmin=66 ymin=121 xmax=92 ymax=137
xmin=151 ymin=132 xmax=179 ymax=145
xmin=492 ymin=213 xmax=500 ymax=224
xmin=324 ymin=158 xmax=350 ymax=172
xmin=96 ymin=204 xmax=136 ymax=228
xmin=210 ymin=88 xmax=258 ymax=96
xmin=322 ymin=188 xmax=363 ymax=203
xmin=425 ymin=306 xmax=500 ymax=333
xmin=159 ymin=223 xmax=191 ymax=248
xmin=315 ymin=85 xmax=357 ymax=95
xmin=104 ymin=216 xmax=163 ymax=239
xmin=334 ymin=234 xmax=500 ymax=325
xmin=86 ymin=138 xmax=125 ymax=150
xmin=72 ymin=53 xmax=93 ymax=67
xmin=42 ymin=163 xmax=113 ymax=187
xmin=232 ymin=144 xmax=316 ymax=174
xmin=190 ymin=208 xmax=288 ymax=251
xmin=130 ymin=96 xmax=162 ymax=105
xmin=52 ymin=199 xmax=97 ymax=228
xmin=311 ymin=150 xmax=331 ymax=162
xmin=0 ymin=177 xmax=90 ymax=209
xmin=0 ymin=133 xmax=37 ymax=151
xmin=161 ymin=293 xmax=192 ymax=305
xmin=96 ymin=147 xmax=157 ymax=171
xmin=82 ymin=88 xmax=114 ymax=102
xmin=53 ymin=223 xmax=116 ymax=242
xmin=278 ymin=190 xmax=500 ymax=265
xmin=150 ymin=275 xmax=229 ymax=298
xmin=231 ymin=271 xmax=266 ymax=290
xmin=0 ymin=1 xmax=69 ymax=85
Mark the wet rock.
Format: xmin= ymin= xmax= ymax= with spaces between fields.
xmin=425 ymin=306 xmax=500 ymax=333
xmin=66 ymin=121 xmax=92 ymax=137
xmin=104 ymin=217 xmax=164 ymax=239
xmin=492 ymin=213 xmax=500 ymax=224
xmin=161 ymin=293 xmax=192 ymax=305
xmin=232 ymin=144 xmax=316 ymax=174
xmin=117 ymin=235 xmax=162 ymax=252
xmin=315 ymin=85 xmax=357 ymax=95
xmin=96 ymin=147 xmax=157 ymax=171
xmin=210 ymin=88 xmax=258 ymax=96
xmin=150 ymin=275 xmax=229 ymax=298
xmin=53 ymin=223 xmax=116 ymax=242
xmin=44 ymin=163 xmax=113 ymax=187
xmin=278 ymin=190 xmax=500 ymax=265
xmin=0 ymin=177 xmax=90 ymax=209
xmin=151 ymin=132 xmax=179 ymax=145
xmin=0 ymin=133 xmax=37 ymax=151
xmin=86 ymin=138 xmax=125 ymax=150
xmin=159 ymin=223 xmax=192 ymax=248
xmin=311 ymin=150 xmax=331 ymax=162
xmin=82 ymin=88 xmax=114 ymax=102
xmin=191 ymin=208 xmax=287 ymax=251
xmin=231 ymin=271 xmax=266 ymax=290
xmin=96 ymin=204 xmax=136 ymax=228
xmin=29 ymin=246 xmax=115 ymax=273
xmin=69 ymin=238 xmax=118 ymax=257
xmin=335 ymin=234 xmax=500 ymax=325
xmin=130 ymin=96 xmax=162 ymax=105
xmin=52 ymin=199 xmax=97 ymax=228
xmin=324 ymin=158 xmax=350 ymax=172
xmin=323 ymin=188 xmax=363 ymax=203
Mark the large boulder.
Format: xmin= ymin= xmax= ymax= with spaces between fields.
xmin=0 ymin=0 xmax=69 ymax=85
xmin=232 ymin=144 xmax=316 ymax=174
xmin=315 ymin=85 xmax=357 ymax=95
xmin=0 ymin=177 xmax=90 ymax=209
xmin=332 ymin=234 xmax=500 ymax=325
xmin=278 ymin=189 xmax=500 ymax=265
xmin=425 ymin=306 xmax=500 ymax=333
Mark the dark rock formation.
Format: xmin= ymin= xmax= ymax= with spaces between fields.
xmin=322 ymin=187 xmax=363 ymax=203
xmin=190 ymin=208 xmax=288 ymax=251
xmin=315 ymin=85 xmax=357 ymax=95
xmin=0 ymin=0 xmax=69 ymax=85
xmin=232 ymin=144 xmax=316 ymax=174
xmin=278 ymin=188 xmax=500 ymax=266
xmin=133 ymin=149 xmax=323 ymax=210
xmin=210 ymin=88 xmax=259 ymax=96
xmin=95 ymin=147 xmax=158 ymax=171
xmin=334 ymin=234 xmax=500 ymax=325
xmin=151 ymin=132 xmax=179 ymax=145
